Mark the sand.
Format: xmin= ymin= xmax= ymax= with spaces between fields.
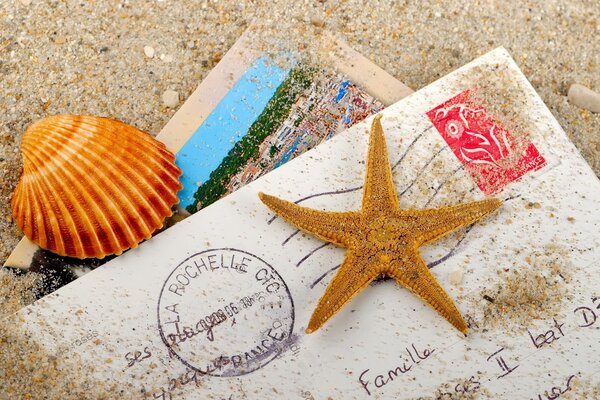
xmin=0 ymin=0 xmax=598 ymax=398
xmin=1 ymin=0 xmax=598 ymax=264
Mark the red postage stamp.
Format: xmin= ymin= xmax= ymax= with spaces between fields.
xmin=426 ymin=90 xmax=547 ymax=195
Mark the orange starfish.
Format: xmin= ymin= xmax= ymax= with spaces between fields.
xmin=259 ymin=115 xmax=501 ymax=334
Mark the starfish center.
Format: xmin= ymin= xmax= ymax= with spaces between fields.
xmin=367 ymin=217 xmax=406 ymax=246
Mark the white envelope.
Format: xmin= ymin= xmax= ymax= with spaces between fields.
xmin=15 ymin=48 xmax=600 ymax=399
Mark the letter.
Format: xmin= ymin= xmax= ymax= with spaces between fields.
xmin=205 ymin=325 xmax=214 ymax=342
xmin=125 ymin=352 xmax=136 ymax=367
xmin=574 ymin=306 xmax=596 ymax=327
xmin=201 ymin=316 xmax=212 ymax=330
xmin=266 ymin=282 xmax=281 ymax=293
xmin=553 ymin=318 xmax=566 ymax=337
xmin=251 ymin=347 xmax=264 ymax=357
xmin=162 ymin=313 xmax=180 ymax=326
xmin=214 ymin=355 xmax=230 ymax=369
xmin=184 ymin=264 xmax=198 ymax=279
xmin=194 ymin=258 xmax=208 ymax=273
xmin=195 ymin=319 xmax=205 ymax=333
xmin=168 ymin=377 xmax=178 ymax=391
xmin=216 ymin=310 xmax=227 ymax=324
xmin=180 ymin=369 xmax=191 ymax=386
xmin=168 ymin=283 xmax=184 ymax=297
xmin=565 ymin=374 xmax=577 ymax=391
xmin=241 ymin=297 xmax=250 ymax=308
xmin=187 ymin=368 xmax=199 ymax=387
xmin=231 ymin=302 xmax=239 ymax=314
xmin=166 ymin=333 xmax=178 ymax=346
xmin=547 ymin=387 xmax=561 ymax=399
xmin=528 ymin=329 xmax=542 ymax=348
xmin=374 ymin=374 xmax=387 ymax=388
xmin=208 ymin=254 xmax=217 ymax=270
xmin=272 ymin=320 xmax=282 ymax=330
xmin=152 ymin=388 xmax=167 ymax=400
xmin=176 ymin=273 xmax=190 ymax=286
xmin=165 ymin=304 xmax=179 ymax=315
xmin=220 ymin=254 xmax=230 ymax=269
xmin=183 ymin=326 xmax=195 ymax=339
xmin=255 ymin=268 xmax=268 ymax=282
xmin=262 ymin=338 xmax=272 ymax=350
xmin=359 ymin=369 xmax=372 ymax=396
xmin=143 ymin=347 xmax=152 ymax=360
xmin=268 ymin=327 xmax=286 ymax=342
xmin=387 ymin=363 xmax=411 ymax=380
xmin=231 ymin=355 xmax=242 ymax=368
xmin=412 ymin=343 xmax=432 ymax=360
xmin=221 ymin=357 xmax=230 ymax=368
xmin=543 ymin=329 xmax=556 ymax=346
xmin=239 ymin=257 xmax=251 ymax=273
xmin=406 ymin=346 xmax=418 ymax=364
xmin=470 ymin=375 xmax=481 ymax=390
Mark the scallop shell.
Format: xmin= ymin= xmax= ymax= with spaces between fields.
xmin=11 ymin=115 xmax=183 ymax=259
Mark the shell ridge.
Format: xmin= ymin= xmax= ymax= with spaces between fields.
xmin=68 ymin=127 xmax=170 ymax=225
xmin=80 ymin=143 xmax=165 ymax=232
xmin=40 ymin=126 xmax=153 ymax=247
xmin=39 ymin=131 xmax=143 ymax=248
xmin=35 ymin=135 xmax=119 ymax=257
xmin=22 ymin=141 xmax=88 ymax=255
xmin=12 ymin=115 xmax=182 ymax=258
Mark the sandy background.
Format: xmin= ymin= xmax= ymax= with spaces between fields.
xmin=0 ymin=1 xmax=598 ymax=397
xmin=0 ymin=0 xmax=598 ymax=264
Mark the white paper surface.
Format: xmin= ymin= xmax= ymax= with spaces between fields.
xmin=15 ymin=49 xmax=600 ymax=399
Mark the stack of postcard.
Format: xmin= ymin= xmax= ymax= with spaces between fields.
xmin=7 ymin=33 xmax=600 ymax=399
xmin=4 ymin=30 xmax=412 ymax=290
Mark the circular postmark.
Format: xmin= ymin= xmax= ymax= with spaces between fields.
xmin=157 ymin=248 xmax=294 ymax=377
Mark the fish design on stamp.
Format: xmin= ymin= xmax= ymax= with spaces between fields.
xmin=259 ymin=115 xmax=501 ymax=334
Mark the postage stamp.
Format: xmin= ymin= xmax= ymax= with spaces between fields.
xmin=157 ymin=248 xmax=295 ymax=377
xmin=426 ymin=89 xmax=547 ymax=195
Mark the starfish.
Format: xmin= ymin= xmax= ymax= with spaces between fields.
xmin=259 ymin=115 xmax=501 ymax=334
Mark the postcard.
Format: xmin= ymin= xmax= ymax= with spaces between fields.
xmin=2 ymin=30 xmax=412 ymax=291
xmin=13 ymin=48 xmax=600 ymax=398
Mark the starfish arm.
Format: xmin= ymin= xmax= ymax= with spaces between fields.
xmin=259 ymin=192 xmax=359 ymax=247
xmin=410 ymin=198 xmax=502 ymax=246
xmin=306 ymin=249 xmax=380 ymax=333
xmin=388 ymin=249 xmax=468 ymax=334
xmin=361 ymin=114 xmax=400 ymax=213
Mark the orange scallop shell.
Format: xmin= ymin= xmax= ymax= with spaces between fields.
xmin=11 ymin=115 xmax=183 ymax=259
